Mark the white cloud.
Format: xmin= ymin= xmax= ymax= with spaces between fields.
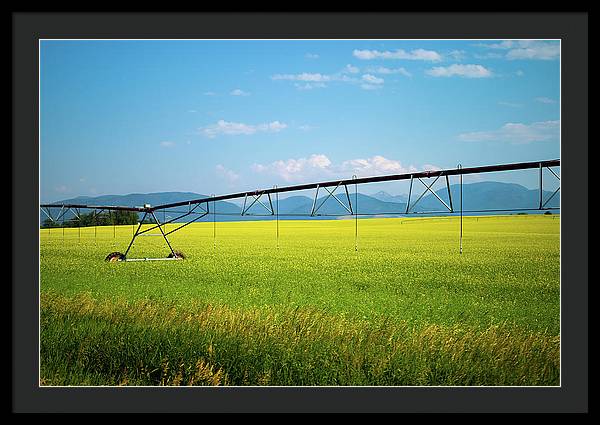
xmin=360 ymin=84 xmax=382 ymax=90
xmin=360 ymin=74 xmax=385 ymax=90
xmin=252 ymin=154 xmax=333 ymax=182
xmin=422 ymin=164 xmax=442 ymax=172
xmin=294 ymin=82 xmax=327 ymax=90
xmin=458 ymin=120 xmax=559 ymax=144
xmin=426 ymin=64 xmax=492 ymax=78
xmin=516 ymin=69 xmax=525 ymax=76
xmin=340 ymin=156 xmax=415 ymax=176
xmin=252 ymin=154 xmax=419 ymax=182
xmin=535 ymin=96 xmax=557 ymax=104
xmin=479 ymin=40 xmax=560 ymax=60
xmin=473 ymin=52 xmax=504 ymax=60
xmin=344 ymin=64 xmax=360 ymax=74
xmin=215 ymin=164 xmax=240 ymax=184
xmin=230 ymin=89 xmax=250 ymax=96
xmin=298 ymin=124 xmax=317 ymax=131
xmin=361 ymin=74 xmax=384 ymax=85
xmin=200 ymin=120 xmax=287 ymax=138
xmin=366 ymin=66 xmax=411 ymax=77
xmin=498 ymin=101 xmax=522 ymax=108
xmin=271 ymin=69 xmax=358 ymax=90
xmin=54 ymin=185 xmax=70 ymax=194
xmin=353 ymin=48 xmax=442 ymax=61
xmin=447 ymin=50 xmax=466 ymax=61
xmin=160 ymin=141 xmax=176 ymax=148
xmin=203 ymin=91 xmax=216 ymax=96
xmin=272 ymin=73 xmax=333 ymax=82
xmin=305 ymin=53 xmax=319 ymax=59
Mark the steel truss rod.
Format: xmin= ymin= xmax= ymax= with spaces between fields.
xmin=446 ymin=175 xmax=454 ymax=212
xmin=41 ymin=160 xmax=560 ymax=215
xmin=138 ymin=203 xmax=206 ymax=235
xmin=541 ymin=165 xmax=561 ymax=209
xmin=417 ymin=175 xmax=453 ymax=212
xmin=150 ymin=211 xmax=177 ymax=257
xmin=241 ymin=191 xmax=274 ymax=215
xmin=67 ymin=207 xmax=81 ymax=221
xmin=40 ymin=203 xmax=148 ymax=212
xmin=311 ymin=181 xmax=353 ymax=216
xmin=310 ymin=185 xmax=320 ymax=216
xmin=348 ymin=207 xmax=560 ymax=216
xmin=90 ymin=208 xmax=105 ymax=223
xmin=407 ymin=175 xmax=441 ymax=213
xmin=124 ymin=212 xmax=148 ymax=257
xmin=40 ymin=206 xmax=55 ymax=222
xmin=164 ymin=211 xmax=209 ymax=236
xmin=406 ymin=175 xmax=414 ymax=214
xmin=146 ymin=159 xmax=559 ymax=212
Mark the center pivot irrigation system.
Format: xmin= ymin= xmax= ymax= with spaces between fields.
xmin=40 ymin=159 xmax=560 ymax=262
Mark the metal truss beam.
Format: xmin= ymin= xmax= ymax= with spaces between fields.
xmin=241 ymin=191 xmax=274 ymax=216
xmin=40 ymin=158 xmax=560 ymax=260
xmin=540 ymin=165 xmax=561 ymax=209
xmin=406 ymin=174 xmax=452 ymax=214
xmin=311 ymin=181 xmax=353 ymax=216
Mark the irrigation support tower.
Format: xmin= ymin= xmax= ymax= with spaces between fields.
xmin=40 ymin=159 xmax=560 ymax=262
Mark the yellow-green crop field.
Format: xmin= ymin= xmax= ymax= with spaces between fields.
xmin=40 ymin=214 xmax=560 ymax=386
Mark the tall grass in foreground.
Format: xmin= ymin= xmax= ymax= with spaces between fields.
xmin=41 ymin=292 xmax=559 ymax=386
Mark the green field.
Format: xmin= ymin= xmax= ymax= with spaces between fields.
xmin=39 ymin=214 xmax=560 ymax=386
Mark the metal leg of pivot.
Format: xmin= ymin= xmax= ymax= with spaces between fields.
xmin=150 ymin=211 xmax=177 ymax=257
xmin=123 ymin=212 xmax=148 ymax=258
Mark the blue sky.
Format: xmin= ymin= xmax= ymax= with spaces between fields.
xmin=40 ymin=39 xmax=560 ymax=203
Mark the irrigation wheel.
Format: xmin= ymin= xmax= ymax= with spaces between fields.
xmin=167 ymin=251 xmax=186 ymax=259
xmin=105 ymin=252 xmax=126 ymax=262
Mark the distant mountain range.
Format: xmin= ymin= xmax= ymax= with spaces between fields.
xmin=42 ymin=181 xmax=559 ymax=223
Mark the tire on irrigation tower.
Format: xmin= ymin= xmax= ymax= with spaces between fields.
xmin=105 ymin=252 xmax=126 ymax=262
xmin=167 ymin=251 xmax=186 ymax=260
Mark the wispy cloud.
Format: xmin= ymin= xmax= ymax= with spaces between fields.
xmin=252 ymin=154 xmax=420 ymax=182
xmin=272 ymin=63 xmax=408 ymax=91
xmin=447 ymin=50 xmax=467 ymax=61
xmin=230 ymin=88 xmax=250 ymax=96
xmin=478 ymin=40 xmax=560 ymax=60
xmin=426 ymin=64 xmax=492 ymax=78
xmin=305 ymin=53 xmax=319 ymax=60
xmin=215 ymin=164 xmax=240 ymax=184
xmin=361 ymin=74 xmax=384 ymax=84
xmin=252 ymin=154 xmax=333 ymax=182
xmin=294 ymin=82 xmax=327 ymax=90
xmin=340 ymin=156 xmax=417 ymax=176
xmin=203 ymin=91 xmax=216 ymax=96
xmin=353 ymin=48 xmax=442 ymax=62
xmin=272 ymin=73 xmax=334 ymax=83
xmin=160 ymin=141 xmax=176 ymax=148
xmin=360 ymin=74 xmax=385 ymax=90
xmin=344 ymin=64 xmax=360 ymax=74
xmin=200 ymin=120 xmax=287 ymax=138
xmin=365 ymin=66 xmax=411 ymax=77
xmin=473 ymin=52 xmax=505 ymax=60
xmin=271 ymin=70 xmax=357 ymax=90
xmin=458 ymin=120 xmax=559 ymax=144
xmin=54 ymin=185 xmax=70 ymax=194
xmin=535 ymin=96 xmax=557 ymax=104
xmin=422 ymin=164 xmax=442 ymax=172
